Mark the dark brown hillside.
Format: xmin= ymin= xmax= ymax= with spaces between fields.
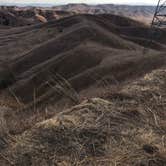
xmin=0 ymin=14 xmax=165 ymax=130
xmin=0 ymin=14 xmax=166 ymax=105
xmin=0 ymin=13 xmax=166 ymax=166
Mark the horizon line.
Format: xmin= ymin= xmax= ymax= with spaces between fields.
xmin=0 ymin=2 xmax=156 ymax=7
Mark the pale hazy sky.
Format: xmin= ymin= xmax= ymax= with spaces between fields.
xmin=0 ymin=0 xmax=158 ymax=5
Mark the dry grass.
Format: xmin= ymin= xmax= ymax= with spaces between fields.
xmin=47 ymin=72 xmax=80 ymax=104
xmin=0 ymin=68 xmax=165 ymax=165
xmin=0 ymin=72 xmax=80 ymax=136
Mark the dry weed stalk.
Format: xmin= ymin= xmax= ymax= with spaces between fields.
xmin=47 ymin=71 xmax=80 ymax=104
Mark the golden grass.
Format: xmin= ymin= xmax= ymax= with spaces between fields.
xmin=0 ymin=68 xmax=165 ymax=165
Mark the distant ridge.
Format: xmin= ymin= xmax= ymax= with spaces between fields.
xmin=0 ymin=3 xmax=54 ymax=7
xmin=0 ymin=3 xmax=155 ymax=7
xmin=0 ymin=3 xmax=155 ymax=25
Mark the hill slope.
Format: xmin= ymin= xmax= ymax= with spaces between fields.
xmin=0 ymin=14 xmax=166 ymax=105
xmin=0 ymin=13 xmax=166 ymax=166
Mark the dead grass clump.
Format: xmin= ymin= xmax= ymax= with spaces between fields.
xmin=47 ymin=72 xmax=80 ymax=104
xmin=8 ymin=98 xmax=111 ymax=165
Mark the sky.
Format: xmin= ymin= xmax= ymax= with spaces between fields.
xmin=0 ymin=0 xmax=158 ymax=5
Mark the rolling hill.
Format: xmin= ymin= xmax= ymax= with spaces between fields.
xmin=0 ymin=14 xmax=166 ymax=104
xmin=0 ymin=13 xmax=165 ymax=166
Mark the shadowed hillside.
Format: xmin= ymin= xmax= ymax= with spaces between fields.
xmin=0 ymin=13 xmax=166 ymax=166
xmin=0 ymin=14 xmax=166 ymax=104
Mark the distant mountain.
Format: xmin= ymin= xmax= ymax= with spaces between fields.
xmin=52 ymin=4 xmax=155 ymax=24
xmin=0 ymin=4 xmax=155 ymax=26
xmin=0 ymin=6 xmax=74 ymax=26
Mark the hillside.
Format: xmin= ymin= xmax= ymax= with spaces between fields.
xmin=0 ymin=13 xmax=165 ymax=165
xmin=0 ymin=14 xmax=166 ymax=104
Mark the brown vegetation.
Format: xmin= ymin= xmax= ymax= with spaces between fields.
xmin=0 ymin=68 xmax=166 ymax=165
